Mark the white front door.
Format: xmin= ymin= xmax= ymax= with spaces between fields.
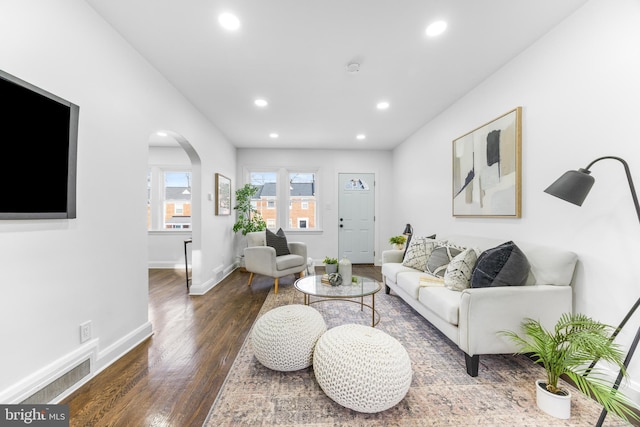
xmin=338 ymin=173 xmax=375 ymax=264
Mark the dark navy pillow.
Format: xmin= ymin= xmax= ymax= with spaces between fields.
xmin=471 ymin=241 xmax=530 ymax=288
xmin=266 ymin=228 xmax=290 ymax=257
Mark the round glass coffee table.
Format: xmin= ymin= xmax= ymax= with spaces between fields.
xmin=294 ymin=275 xmax=381 ymax=327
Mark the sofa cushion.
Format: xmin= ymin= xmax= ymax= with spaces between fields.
xmin=418 ymin=287 xmax=461 ymax=325
xmin=396 ymin=271 xmax=425 ymax=299
xmin=382 ymin=263 xmax=417 ymax=283
xmin=275 ymin=254 xmax=304 ymax=271
xmin=424 ymin=243 xmax=466 ymax=277
xmin=471 ymin=241 xmax=530 ymax=288
xmin=266 ymin=228 xmax=290 ymax=256
xmin=402 ymin=237 xmax=445 ymax=271
xmin=444 ymin=248 xmax=478 ymax=291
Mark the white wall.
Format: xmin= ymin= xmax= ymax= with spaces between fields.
xmin=236 ymin=148 xmax=394 ymax=265
xmin=393 ymin=0 xmax=640 ymax=399
xmin=0 ymin=0 xmax=236 ymax=402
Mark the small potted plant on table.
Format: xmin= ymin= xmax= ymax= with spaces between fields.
xmin=388 ymin=235 xmax=407 ymax=250
xmin=501 ymin=313 xmax=639 ymax=422
xmin=323 ymin=257 xmax=338 ymax=274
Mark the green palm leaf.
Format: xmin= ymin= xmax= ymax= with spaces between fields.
xmin=500 ymin=313 xmax=639 ymax=423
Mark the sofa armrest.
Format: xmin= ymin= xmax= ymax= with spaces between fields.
xmin=244 ymin=246 xmax=277 ymax=276
xmin=382 ymin=249 xmax=404 ymax=264
xmin=288 ymin=242 xmax=307 ymax=259
xmin=458 ymin=285 xmax=572 ymax=356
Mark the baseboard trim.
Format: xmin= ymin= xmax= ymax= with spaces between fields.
xmin=0 ymin=341 xmax=99 ymax=404
xmin=0 ymin=322 xmax=153 ymax=404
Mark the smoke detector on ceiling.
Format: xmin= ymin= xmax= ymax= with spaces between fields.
xmin=346 ymin=62 xmax=360 ymax=73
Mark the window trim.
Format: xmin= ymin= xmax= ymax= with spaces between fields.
xmin=148 ymin=166 xmax=192 ymax=232
xmin=245 ymin=167 xmax=321 ymax=232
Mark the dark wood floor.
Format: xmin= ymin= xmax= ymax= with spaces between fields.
xmin=63 ymin=265 xmax=382 ymax=427
xmin=62 ymin=265 xmax=639 ymax=426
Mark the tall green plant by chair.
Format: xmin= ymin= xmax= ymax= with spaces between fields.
xmin=233 ymin=184 xmax=266 ymax=235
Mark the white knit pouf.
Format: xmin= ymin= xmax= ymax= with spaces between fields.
xmin=313 ymin=324 xmax=412 ymax=413
xmin=251 ymin=304 xmax=327 ymax=371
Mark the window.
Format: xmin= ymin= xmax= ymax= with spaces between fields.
xmin=247 ymin=169 xmax=318 ymax=231
xmin=249 ymin=171 xmax=277 ymax=230
xmin=148 ymin=168 xmax=192 ymax=231
xmin=289 ymin=172 xmax=316 ymax=230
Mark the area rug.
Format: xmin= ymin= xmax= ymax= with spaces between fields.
xmin=203 ymin=282 xmax=630 ymax=426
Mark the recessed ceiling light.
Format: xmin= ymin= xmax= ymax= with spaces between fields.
xmin=218 ymin=12 xmax=240 ymax=31
xmin=254 ymin=99 xmax=268 ymax=107
xmin=269 ymin=133 xmax=279 ymax=139
xmin=376 ymin=101 xmax=390 ymax=110
xmin=356 ymin=134 xmax=366 ymax=140
xmin=426 ymin=20 xmax=447 ymax=37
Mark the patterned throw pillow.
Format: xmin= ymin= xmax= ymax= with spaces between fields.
xmin=424 ymin=243 xmax=466 ymax=278
xmin=444 ymin=248 xmax=478 ymax=291
xmin=402 ymin=236 xmax=443 ymax=271
xmin=471 ymin=241 xmax=530 ymax=288
xmin=266 ymin=228 xmax=290 ymax=256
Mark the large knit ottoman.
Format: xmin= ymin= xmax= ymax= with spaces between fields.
xmin=251 ymin=304 xmax=327 ymax=371
xmin=313 ymin=323 xmax=412 ymax=413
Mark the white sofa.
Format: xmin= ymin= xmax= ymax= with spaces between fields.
xmin=381 ymin=235 xmax=578 ymax=377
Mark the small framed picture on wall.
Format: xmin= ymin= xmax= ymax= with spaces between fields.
xmin=215 ymin=173 xmax=231 ymax=216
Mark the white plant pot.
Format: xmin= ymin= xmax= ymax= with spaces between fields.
xmin=536 ymin=380 xmax=571 ymax=419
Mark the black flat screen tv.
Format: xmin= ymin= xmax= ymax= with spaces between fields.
xmin=0 ymin=70 xmax=79 ymax=219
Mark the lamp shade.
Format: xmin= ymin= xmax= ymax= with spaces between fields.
xmin=402 ymin=224 xmax=413 ymax=235
xmin=544 ymin=168 xmax=595 ymax=206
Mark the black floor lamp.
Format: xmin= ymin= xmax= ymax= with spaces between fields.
xmin=544 ymin=156 xmax=640 ymax=426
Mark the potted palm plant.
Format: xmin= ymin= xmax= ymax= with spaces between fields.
xmin=501 ymin=313 xmax=639 ymax=422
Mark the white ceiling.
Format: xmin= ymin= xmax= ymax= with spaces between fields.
xmin=87 ymin=0 xmax=588 ymax=150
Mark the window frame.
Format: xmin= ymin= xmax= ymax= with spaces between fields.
xmin=147 ymin=166 xmax=192 ymax=232
xmin=245 ymin=167 xmax=320 ymax=233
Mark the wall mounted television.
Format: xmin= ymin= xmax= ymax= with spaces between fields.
xmin=0 ymin=69 xmax=79 ymax=219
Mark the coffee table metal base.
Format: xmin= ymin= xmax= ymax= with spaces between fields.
xmin=303 ymin=296 xmax=380 ymax=327
xmin=295 ymin=275 xmax=382 ymax=327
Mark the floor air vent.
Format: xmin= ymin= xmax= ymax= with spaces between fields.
xmin=21 ymin=358 xmax=90 ymax=404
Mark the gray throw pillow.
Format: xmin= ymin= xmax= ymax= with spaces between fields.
xmin=424 ymin=243 xmax=465 ymax=278
xmin=266 ymin=228 xmax=290 ymax=256
xmin=471 ymin=241 xmax=530 ymax=288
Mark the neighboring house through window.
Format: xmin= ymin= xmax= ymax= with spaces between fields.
xmin=148 ymin=168 xmax=192 ymax=230
xmin=247 ymin=169 xmax=318 ymax=231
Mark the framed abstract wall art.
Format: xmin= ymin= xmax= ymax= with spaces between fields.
xmin=215 ymin=173 xmax=231 ymax=216
xmin=452 ymin=107 xmax=522 ymax=218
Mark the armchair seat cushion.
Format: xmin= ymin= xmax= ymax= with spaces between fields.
xmin=276 ymin=254 xmax=305 ymax=271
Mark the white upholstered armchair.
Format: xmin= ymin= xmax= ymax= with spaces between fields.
xmin=244 ymin=230 xmax=307 ymax=293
